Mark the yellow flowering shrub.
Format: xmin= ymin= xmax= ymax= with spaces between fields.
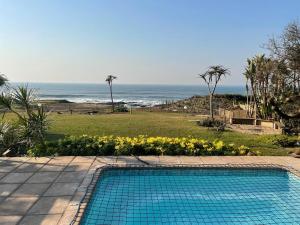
xmin=28 ymin=135 xmax=254 ymax=157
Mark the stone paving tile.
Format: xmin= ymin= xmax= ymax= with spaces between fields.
xmin=39 ymin=164 xmax=66 ymax=172
xmin=0 ymin=173 xmax=7 ymax=180
xmin=1 ymin=157 xmax=29 ymax=163
xmin=64 ymin=163 xmax=92 ymax=172
xmin=28 ymin=196 xmax=72 ymax=214
xmin=220 ymin=156 xmax=250 ymax=164
xmin=158 ymin=156 xmax=180 ymax=164
xmin=199 ymin=156 xmax=228 ymax=164
xmin=56 ymin=171 xmax=87 ymax=183
xmin=138 ymin=156 xmax=159 ymax=165
xmin=117 ymin=156 xmax=144 ymax=165
xmin=95 ymin=156 xmax=118 ymax=164
xmin=26 ymin=157 xmax=51 ymax=164
xmin=44 ymin=183 xmax=80 ymax=196
xmin=0 ymin=161 xmax=22 ymax=173
xmin=19 ymin=214 xmax=62 ymax=225
xmin=12 ymin=183 xmax=50 ymax=197
xmin=26 ymin=172 xmax=60 ymax=183
xmin=178 ymin=156 xmax=203 ymax=164
xmin=14 ymin=163 xmax=44 ymax=173
xmin=47 ymin=157 xmax=75 ymax=165
xmin=0 ymin=215 xmax=22 ymax=225
xmin=0 ymin=184 xmax=20 ymax=197
xmin=0 ymin=173 xmax=33 ymax=184
xmin=58 ymin=208 xmax=77 ymax=225
xmin=71 ymin=156 xmax=95 ymax=163
xmin=0 ymin=197 xmax=38 ymax=215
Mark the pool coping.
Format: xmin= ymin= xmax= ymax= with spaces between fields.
xmin=71 ymin=163 xmax=300 ymax=225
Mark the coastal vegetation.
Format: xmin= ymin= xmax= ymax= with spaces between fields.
xmin=198 ymin=65 xmax=230 ymax=119
xmin=105 ymin=75 xmax=117 ymax=112
xmin=244 ymin=21 xmax=300 ymax=134
xmin=29 ymin=134 xmax=253 ymax=157
xmin=45 ymin=112 xmax=290 ymax=156
xmin=0 ymin=85 xmax=48 ymax=155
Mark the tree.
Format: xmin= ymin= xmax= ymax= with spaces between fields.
xmin=267 ymin=21 xmax=300 ymax=93
xmin=105 ymin=75 xmax=117 ymax=112
xmin=0 ymin=74 xmax=7 ymax=87
xmin=199 ymin=65 xmax=230 ymax=119
xmin=244 ymin=55 xmax=275 ymax=119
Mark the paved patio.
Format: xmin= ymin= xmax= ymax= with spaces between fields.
xmin=0 ymin=156 xmax=299 ymax=225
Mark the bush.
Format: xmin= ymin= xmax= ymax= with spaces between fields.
xmin=0 ymin=86 xmax=48 ymax=155
xmin=197 ymin=118 xmax=226 ymax=132
xmin=28 ymin=135 xmax=255 ymax=157
xmin=261 ymin=135 xmax=299 ymax=147
xmin=115 ymin=104 xmax=129 ymax=112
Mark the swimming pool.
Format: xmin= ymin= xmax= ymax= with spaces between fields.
xmin=80 ymin=167 xmax=300 ymax=225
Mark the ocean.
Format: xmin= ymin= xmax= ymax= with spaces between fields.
xmin=11 ymin=83 xmax=245 ymax=107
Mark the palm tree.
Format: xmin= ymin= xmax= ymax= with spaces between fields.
xmin=105 ymin=75 xmax=117 ymax=112
xmin=199 ymin=65 xmax=230 ymax=119
xmin=0 ymin=74 xmax=7 ymax=87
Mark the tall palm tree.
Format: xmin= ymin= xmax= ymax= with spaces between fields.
xmin=199 ymin=65 xmax=230 ymax=119
xmin=105 ymin=75 xmax=117 ymax=112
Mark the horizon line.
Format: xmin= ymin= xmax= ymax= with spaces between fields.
xmin=10 ymin=81 xmax=245 ymax=87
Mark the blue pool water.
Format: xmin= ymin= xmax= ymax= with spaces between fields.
xmin=80 ymin=168 xmax=300 ymax=225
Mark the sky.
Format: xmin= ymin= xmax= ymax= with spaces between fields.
xmin=0 ymin=0 xmax=299 ymax=85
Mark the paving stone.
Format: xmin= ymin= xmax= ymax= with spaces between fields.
xmin=12 ymin=183 xmax=50 ymax=197
xmin=0 ymin=197 xmax=38 ymax=215
xmin=56 ymin=172 xmax=87 ymax=183
xmin=199 ymin=156 xmax=227 ymax=164
xmin=159 ymin=156 xmax=180 ymax=164
xmin=0 ymin=173 xmax=33 ymax=184
xmin=19 ymin=214 xmax=62 ymax=225
xmin=71 ymin=156 xmax=95 ymax=163
xmin=95 ymin=156 xmax=117 ymax=164
xmin=28 ymin=196 xmax=72 ymax=214
xmin=64 ymin=163 xmax=92 ymax=172
xmin=26 ymin=172 xmax=60 ymax=183
xmin=0 ymin=161 xmax=22 ymax=173
xmin=57 ymin=209 xmax=77 ymax=225
xmin=138 ymin=156 xmax=159 ymax=165
xmin=0 ymin=215 xmax=22 ymax=225
xmin=47 ymin=157 xmax=74 ymax=165
xmin=26 ymin=157 xmax=51 ymax=164
xmin=117 ymin=156 xmax=144 ymax=165
xmin=0 ymin=173 xmax=7 ymax=180
xmin=179 ymin=156 xmax=203 ymax=164
xmin=0 ymin=184 xmax=20 ymax=196
xmin=14 ymin=163 xmax=44 ymax=173
xmin=39 ymin=164 xmax=65 ymax=172
xmin=44 ymin=183 xmax=80 ymax=196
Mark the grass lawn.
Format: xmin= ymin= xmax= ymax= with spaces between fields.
xmin=47 ymin=111 xmax=288 ymax=156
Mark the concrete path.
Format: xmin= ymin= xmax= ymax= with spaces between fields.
xmin=0 ymin=156 xmax=299 ymax=225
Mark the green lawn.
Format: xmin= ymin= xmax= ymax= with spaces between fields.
xmin=47 ymin=111 xmax=288 ymax=156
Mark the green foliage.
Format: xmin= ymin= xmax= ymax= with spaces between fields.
xmin=115 ymin=104 xmax=129 ymax=112
xmin=260 ymin=135 xmax=299 ymax=147
xmin=197 ymin=118 xmax=226 ymax=132
xmin=0 ymin=85 xmax=48 ymax=155
xmin=28 ymin=135 xmax=255 ymax=157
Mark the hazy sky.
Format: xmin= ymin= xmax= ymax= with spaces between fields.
xmin=0 ymin=0 xmax=299 ymax=85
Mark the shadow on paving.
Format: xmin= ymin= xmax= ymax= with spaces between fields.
xmin=0 ymin=156 xmax=96 ymax=225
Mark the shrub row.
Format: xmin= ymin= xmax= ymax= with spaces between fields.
xmin=28 ymin=135 xmax=255 ymax=157
xmin=260 ymin=135 xmax=300 ymax=147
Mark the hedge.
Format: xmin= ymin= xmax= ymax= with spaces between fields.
xmin=28 ymin=135 xmax=255 ymax=157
